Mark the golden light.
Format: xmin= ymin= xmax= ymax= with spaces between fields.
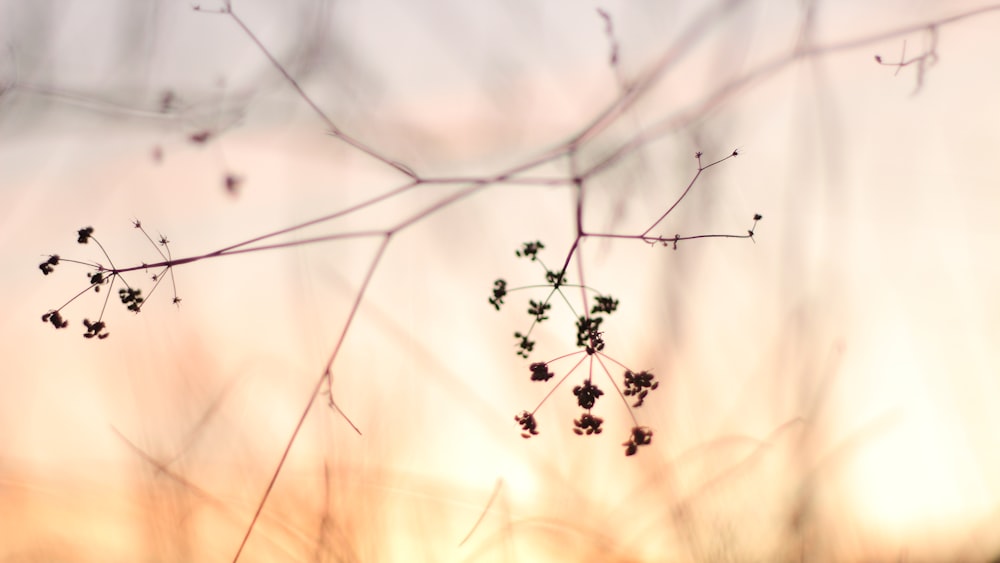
xmin=4 ymin=1 xmax=1000 ymax=561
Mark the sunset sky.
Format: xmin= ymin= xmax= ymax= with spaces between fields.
xmin=3 ymin=1 xmax=1000 ymax=561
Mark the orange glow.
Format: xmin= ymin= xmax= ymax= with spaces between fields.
xmin=5 ymin=1 xmax=1000 ymax=561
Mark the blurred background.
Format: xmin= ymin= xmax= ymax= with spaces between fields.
xmin=3 ymin=0 xmax=1000 ymax=561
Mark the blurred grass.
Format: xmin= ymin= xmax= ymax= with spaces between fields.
xmin=4 ymin=1 xmax=1000 ymax=561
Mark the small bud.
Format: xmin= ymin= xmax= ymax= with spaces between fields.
xmin=225 ymin=174 xmax=243 ymax=195
xmin=77 ymin=226 xmax=94 ymax=244
xmin=189 ymin=130 xmax=212 ymax=144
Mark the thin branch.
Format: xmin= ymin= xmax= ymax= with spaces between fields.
xmin=223 ymin=7 xmax=417 ymax=179
xmin=639 ymin=151 xmax=738 ymax=239
xmin=459 ymin=478 xmax=504 ymax=547
xmin=582 ymin=5 xmax=1000 ymax=180
xmin=231 ymin=235 xmax=390 ymax=563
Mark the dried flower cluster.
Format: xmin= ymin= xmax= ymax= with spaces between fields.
xmin=37 ymin=224 xmax=179 ymax=340
xmin=490 ymin=240 xmax=658 ymax=456
xmin=623 ymin=370 xmax=659 ymax=407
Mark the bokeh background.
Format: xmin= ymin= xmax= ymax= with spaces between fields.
xmin=3 ymin=0 xmax=1000 ymax=561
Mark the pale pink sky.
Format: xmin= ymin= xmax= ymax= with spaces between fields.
xmin=3 ymin=1 xmax=1000 ymax=560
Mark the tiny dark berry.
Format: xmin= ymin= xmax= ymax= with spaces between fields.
xmin=515 ymin=241 xmax=545 ymax=261
xmin=77 ymin=226 xmax=94 ymax=244
xmin=529 ymin=362 xmax=554 ymax=382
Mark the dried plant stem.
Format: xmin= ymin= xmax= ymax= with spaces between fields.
xmin=231 ymin=235 xmax=389 ymax=562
